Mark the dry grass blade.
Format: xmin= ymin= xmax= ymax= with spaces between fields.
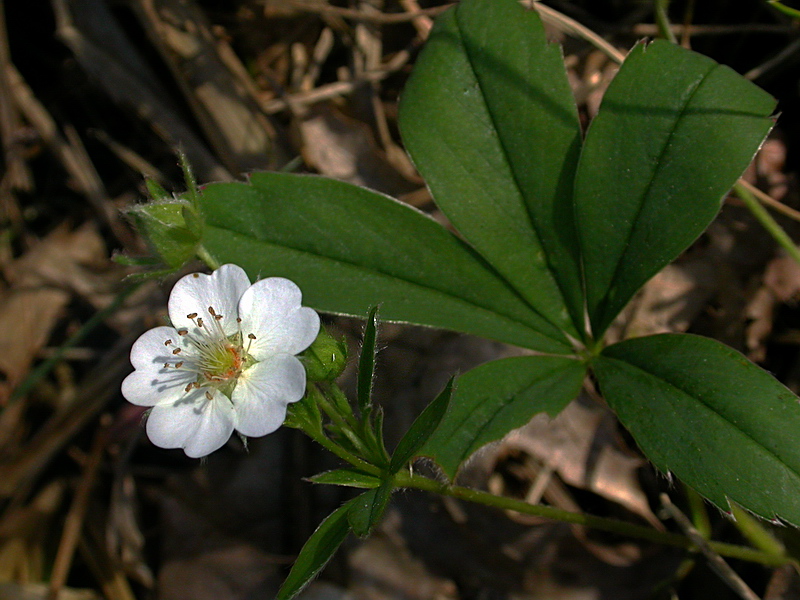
xmin=48 ymin=422 xmax=108 ymax=600
xmin=0 ymin=334 xmax=133 ymax=497
xmin=279 ymin=0 xmax=448 ymax=23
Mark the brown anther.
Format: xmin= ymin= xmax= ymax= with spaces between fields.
xmin=248 ymin=333 xmax=256 ymax=340
xmin=236 ymin=317 xmax=242 ymax=323
xmin=175 ymin=361 xmax=183 ymax=369
xmin=172 ymin=348 xmax=182 ymax=355
xmin=187 ymin=312 xmax=198 ymax=319
xmin=185 ymin=383 xmax=193 ymax=392
xmin=197 ymin=318 xmax=204 ymax=327
xmin=164 ymin=339 xmax=173 ymax=346
xmin=205 ymin=391 xmax=213 ymax=400
xmin=208 ymin=306 xmax=216 ymax=316
xmin=192 ymin=273 xmax=200 ymax=278
xmin=215 ymin=314 xmax=223 ymax=321
xmin=164 ymin=363 xmax=171 ymax=369
xmin=178 ymin=329 xmax=188 ymax=336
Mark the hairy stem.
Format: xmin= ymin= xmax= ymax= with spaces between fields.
xmin=396 ymin=473 xmax=792 ymax=567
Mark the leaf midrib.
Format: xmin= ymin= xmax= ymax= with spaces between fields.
xmin=206 ymin=223 xmax=572 ymax=351
xmin=595 ymin=61 xmax=719 ymax=329
xmin=453 ymin=9 xmax=576 ymax=336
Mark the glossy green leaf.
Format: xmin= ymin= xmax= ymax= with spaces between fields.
xmin=399 ymin=0 xmax=584 ymax=337
xmin=390 ymin=377 xmax=454 ymax=474
xmin=276 ymin=497 xmax=355 ymax=600
xmin=422 ymin=356 xmax=586 ymax=480
xmin=347 ymin=481 xmax=393 ymax=538
xmin=308 ymin=469 xmax=381 ymax=489
xmin=574 ymin=40 xmax=776 ymax=336
xmin=200 ymin=173 xmax=571 ymax=354
xmin=357 ymin=307 xmax=379 ymax=414
xmin=595 ymin=334 xmax=800 ymax=525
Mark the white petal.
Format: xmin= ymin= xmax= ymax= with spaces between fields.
xmin=122 ymin=326 xmax=196 ymax=406
xmin=237 ymin=278 xmax=320 ymax=360
xmin=145 ymin=388 xmax=235 ymax=457
xmin=168 ymin=264 xmax=251 ymax=336
xmin=232 ymin=354 xmax=306 ymax=438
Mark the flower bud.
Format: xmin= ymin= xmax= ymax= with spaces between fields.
xmin=302 ymin=327 xmax=348 ymax=382
xmin=127 ymin=199 xmax=201 ymax=269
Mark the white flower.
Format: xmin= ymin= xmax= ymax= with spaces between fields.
xmin=121 ymin=264 xmax=320 ymax=457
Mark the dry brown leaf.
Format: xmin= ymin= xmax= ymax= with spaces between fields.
xmin=608 ymin=260 xmax=718 ymax=344
xmin=0 ymin=223 xmax=107 ymax=389
xmin=348 ymin=509 xmax=458 ymax=600
xmin=0 ymin=583 xmax=98 ymax=600
xmin=497 ymin=400 xmax=659 ymax=529
xmin=298 ymin=104 xmax=418 ymax=197
xmin=746 ymin=253 xmax=800 ymax=361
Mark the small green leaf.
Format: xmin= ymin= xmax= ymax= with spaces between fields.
xmin=390 ymin=377 xmax=454 ymax=474
xmin=574 ymin=40 xmax=776 ymax=336
xmin=308 ymin=469 xmax=382 ymax=489
xmin=399 ymin=0 xmax=584 ymax=337
xmin=277 ymin=498 xmax=355 ymax=600
xmin=422 ymin=356 xmax=586 ymax=480
xmin=200 ymin=172 xmax=571 ymax=353
xmin=357 ymin=307 xmax=379 ymax=414
xmin=594 ymin=334 xmax=800 ymax=525
xmin=347 ymin=481 xmax=394 ymax=538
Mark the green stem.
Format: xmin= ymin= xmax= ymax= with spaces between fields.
xmin=320 ymin=382 xmax=360 ymax=431
xmin=315 ymin=392 xmax=375 ymax=460
xmin=655 ymin=0 xmax=678 ymax=44
xmin=10 ymin=282 xmax=143 ymax=403
xmin=734 ymin=182 xmax=800 ymax=267
xmin=304 ymin=428 xmax=381 ymax=476
xmin=768 ymin=0 xmax=800 ymax=20
xmin=396 ymin=473 xmax=791 ymax=567
xmin=196 ymin=245 xmax=221 ymax=270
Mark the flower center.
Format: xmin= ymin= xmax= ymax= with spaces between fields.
xmin=162 ymin=306 xmax=258 ymax=398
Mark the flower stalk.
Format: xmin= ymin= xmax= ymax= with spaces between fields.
xmin=394 ymin=472 xmax=792 ymax=567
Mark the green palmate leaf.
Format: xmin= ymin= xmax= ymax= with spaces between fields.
xmin=399 ymin=0 xmax=584 ymax=337
xmin=308 ymin=469 xmax=382 ymax=489
xmin=347 ymin=481 xmax=394 ymax=538
xmin=574 ymin=40 xmax=776 ymax=337
xmin=277 ymin=497 xmax=355 ymax=600
xmin=594 ymin=334 xmax=800 ymax=525
xmin=390 ymin=377 xmax=454 ymax=474
xmin=422 ymin=356 xmax=586 ymax=480
xmin=357 ymin=307 xmax=379 ymax=414
xmin=200 ymin=172 xmax=571 ymax=353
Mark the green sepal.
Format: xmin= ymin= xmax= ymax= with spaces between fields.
xmin=284 ymin=386 xmax=324 ymax=437
xmin=144 ymin=178 xmax=169 ymax=201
